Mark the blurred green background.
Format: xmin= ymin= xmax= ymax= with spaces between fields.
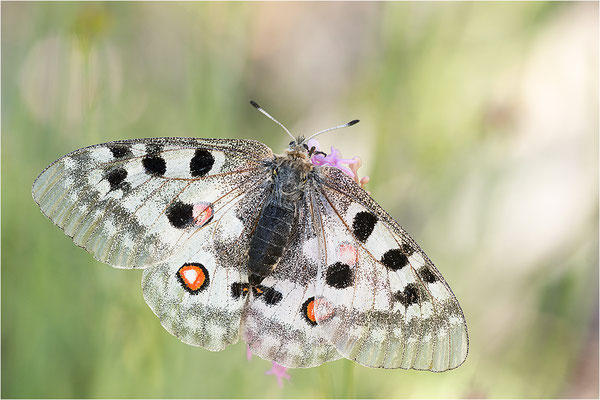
xmin=2 ymin=2 xmax=598 ymax=398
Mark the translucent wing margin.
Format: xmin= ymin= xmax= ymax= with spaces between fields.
xmin=312 ymin=167 xmax=468 ymax=371
xmin=32 ymin=138 xmax=273 ymax=268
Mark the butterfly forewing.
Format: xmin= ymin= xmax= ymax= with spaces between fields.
xmin=32 ymin=138 xmax=273 ymax=268
xmin=312 ymin=167 xmax=468 ymax=371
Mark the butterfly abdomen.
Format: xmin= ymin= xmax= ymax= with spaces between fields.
xmin=247 ymin=200 xmax=296 ymax=284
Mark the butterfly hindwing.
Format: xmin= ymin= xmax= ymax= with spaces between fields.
xmin=142 ymin=171 xmax=271 ymax=350
xmin=311 ymin=167 xmax=468 ymax=371
xmin=32 ymin=138 xmax=272 ymax=268
xmin=241 ymin=198 xmax=342 ymax=368
xmin=142 ymin=256 xmax=246 ymax=351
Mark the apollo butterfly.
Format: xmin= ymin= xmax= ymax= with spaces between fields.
xmin=32 ymin=101 xmax=468 ymax=371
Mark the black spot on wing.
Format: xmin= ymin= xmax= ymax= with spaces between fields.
xmin=394 ymin=283 xmax=422 ymax=307
xmin=381 ymin=248 xmax=408 ymax=271
xmin=251 ymin=285 xmax=282 ymax=306
xmin=166 ymin=201 xmax=194 ymax=229
xmin=419 ymin=266 xmax=438 ymax=283
xmin=231 ymin=282 xmax=250 ymax=299
xmin=352 ymin=211 xmax=378 ymax=242
xmin=262 ymin=286 xmax=283 ymax=305
xmin=142 ymin=155 xmax=167 ymax=176
xmin=106 ymin=168 xmax=128 ymax=191
xmin=108 ymin=145 xmax=132 ymax=158
xmin=325 ymin=262 xmax=353 ymax=289
xmin=190 ymin=149 xmax=215 ymax=177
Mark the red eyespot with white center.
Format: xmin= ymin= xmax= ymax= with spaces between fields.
xmin=176 ymin=263 xmax=210 ymax=294
xmin=192 ymin=202 xmax=214 ymax=227
xmin=337 ymin=242 xmax=358 ymax=266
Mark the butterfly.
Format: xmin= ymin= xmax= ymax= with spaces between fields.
xmin=32 ymin=101 xmax=468 ymax=372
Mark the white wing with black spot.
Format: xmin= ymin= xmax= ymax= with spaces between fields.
xmin=241 ymin=198 xmax=342 ymax=368
xmin=141 ymin=168 xmax=271 ymax=350
xmin=32 ymin=138 xmax=272 ymax=268
xmin=312 ymin=167 xmax=468 ymax=371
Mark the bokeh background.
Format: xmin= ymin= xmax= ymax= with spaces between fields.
xmin=2 ymin=2 xmax=598 ymax=398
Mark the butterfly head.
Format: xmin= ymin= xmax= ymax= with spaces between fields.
xmin=285 ymin=139 xmax=325 ymax=160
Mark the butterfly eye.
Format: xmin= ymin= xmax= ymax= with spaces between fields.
xmin=289 ymin=140 xmax=295 ymax=146
xmin=302 ymin=143 xmax=309 ymax=151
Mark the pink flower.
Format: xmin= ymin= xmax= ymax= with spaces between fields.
xmin=348 ymin=156 xmax=371 ymax=191
xmin=308 ymin=139 xmax=357 ymax=177
xmin=265 ymin=362 xmax=291 ymax=388
xmin=307 ymin=139 xmax=369 ymax=190
xmin=246 ymin=344 xmax=253 ymax=361
xmin=246 ymin=347 xmax=291 ymax=387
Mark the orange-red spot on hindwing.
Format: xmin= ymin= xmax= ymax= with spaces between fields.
xmin=177 ymin=263 xmax=209 ymax=294
xmin=301 ymin=297 xmax=317 ymax=326
xmin=307 ymin=300 xmax=315 ymax=322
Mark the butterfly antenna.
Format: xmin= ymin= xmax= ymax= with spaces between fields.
xmin=304 ymin=119 xmax=360 ymax=142
xmin=250 ymin=100 xmax=296 ymax=142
